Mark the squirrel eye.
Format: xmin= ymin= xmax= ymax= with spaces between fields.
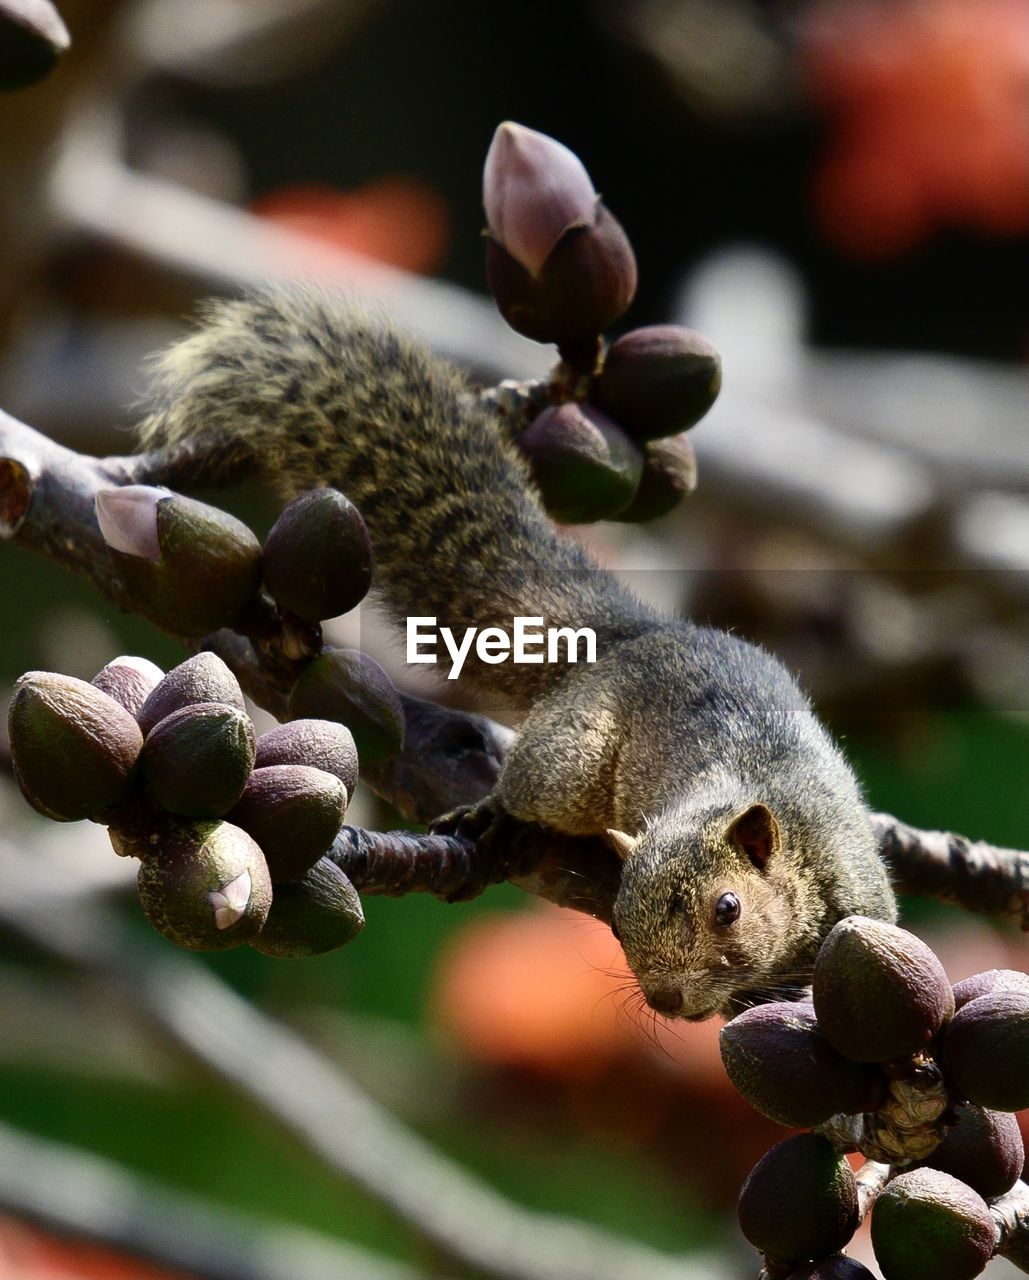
xmin=715 ymin=892 xmax=741 ymax=927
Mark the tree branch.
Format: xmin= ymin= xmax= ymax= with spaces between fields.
xmin=0 ymin=1118 xmax=432 ymax=1280
xmin=2 ymin=409 xmax=1027 ymax=929
xmin=872 ymin=812 xmax=1029 ymax=930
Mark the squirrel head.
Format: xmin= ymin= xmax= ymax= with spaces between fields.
xmin=609 ymin=801 xmax=817 ymax=1020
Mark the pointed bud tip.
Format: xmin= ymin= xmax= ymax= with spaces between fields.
xmin=484 ymin=121 xmax=598 ymax=275
xmin=95 ymin=486 xmax=169 ymax=562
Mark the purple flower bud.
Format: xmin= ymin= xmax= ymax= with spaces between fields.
xmin=871 ymin=1170 xmax=996 ymax=1280
xmin=95 ymin=486 xmax=166 ymax=563
xmin=8 ymin=671 xmax=143 ymax=822
xmin=228 ymin=764 xmax=347 ymax=882
xmin=483 ymin=122 xmax=598 ymax=275
xmin=251 ymin=857 xmax=364 ymax=958
xmin=738 ymin=1134 xmax=858 ymax=1265
xmin=518 ymin=402 xmax=643 ymax=524
xmin=288 ymin=648 xmax=404 ymax=766
xmin=92 ymin=655 xmax=165 ymax=718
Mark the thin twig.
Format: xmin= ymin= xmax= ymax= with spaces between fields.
xmin=0 ymin=1118 xmax=431 ymax=1280
xmin=0 ymin=845 xmax=728 ymax=1280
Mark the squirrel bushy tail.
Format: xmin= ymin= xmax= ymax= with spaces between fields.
xmin=139 ymin=288 xmax=656 ymax=704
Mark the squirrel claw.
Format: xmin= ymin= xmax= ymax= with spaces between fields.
xmin=430 ymin=800 xmax=501 ymax=844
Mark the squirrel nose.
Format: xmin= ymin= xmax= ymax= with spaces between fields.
xmin=645 ymin=984 xmax=684 ymax=1015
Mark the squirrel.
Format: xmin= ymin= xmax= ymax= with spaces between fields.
xmin=139 ymin=286 xmax=897 ymax=1020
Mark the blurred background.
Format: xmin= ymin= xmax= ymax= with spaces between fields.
xmin=0 ymin=0 xmax=1027 ymax=1276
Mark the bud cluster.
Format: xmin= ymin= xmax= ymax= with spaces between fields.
xmin=95 ymin=485 xmax=372 ymax=637
xmin=721 ymin=916 xmax=1028 ymax=1279
xmin=8 ymin=653 xmax=364 ymax=957
xmin=482 ymin=123 xmax=720 ymax=525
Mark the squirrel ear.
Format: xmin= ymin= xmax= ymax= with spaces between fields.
xmin=605 ymin=829 xmax=639 ymax=860
xmin=727 ymin=804 xmax=781 ymax=870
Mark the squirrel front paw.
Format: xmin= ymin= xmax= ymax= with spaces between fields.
xmin=430 ymin=799 xmax=500 ymax=844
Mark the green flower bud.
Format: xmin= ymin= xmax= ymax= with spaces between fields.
xmin=255 ymin=718 xmax=358 ymax=797
xmin=0 ymin=0 xmax=70 ymax=91
xmin=518 ymin=402 xmax=643 ymax=524
xmin=140 ymin=702 xmax=255 ymax=818
xmin=287 ymin=647 xmax=403 ymax=766
xmin=952 ymin=969 xmax=1029 ymax=1010
xmin=593 ymin=325 xmax=721 ymax=440
xmin=136 ymin=820 xmax=272 ymax=950
xmin=612 ymin=433 xmax=697 ymax=523
xmin=262 ymin=488 xmax=372 ymax=622
xmin=8 ymin=672 xmax=142 ymax=821
xmin=871 ymin=1169 xmax=996 ymax=1280
xmin=738 ymin=1133 xmax=859 ymax=1265
xmin=136 ymin=651 xmax=245 ymax=737
xmin=942 ymin=990 xmax=1029 ymax=1112
xmin=812 ymin=916 xmax=954 ymax=1063
xmin=96 ymin=486 xmax=262 ymax=638
xmin=720 ymin=1002 xmax=886 ymax=1128
xmin=915 ymin=1104 xmax=1023 ymax=1200
xmin=251 ymin=856 xmax=364 ymax=957
xmin=228 ymin=764 xmax=346 ymax=881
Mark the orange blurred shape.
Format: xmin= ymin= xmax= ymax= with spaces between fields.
xmin=432 ymin=905 xmax=728 ymax=1093
xmin=801 ymin=0 xmax=1029 ymax=257
xmin=251 ymin=176 xmax=450 ymax=275
xmin=0 ymin=1215 xmax=191 ymax=1279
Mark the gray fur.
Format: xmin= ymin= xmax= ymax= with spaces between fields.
xmin=141 ymin=288 xmax=897 ymax=1018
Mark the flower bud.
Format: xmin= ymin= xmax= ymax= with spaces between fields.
xmin=255 ymin=718 xmax=359 ymax=798
xmin=738 ymin=1134 xmax=859 ymax=1265
xmin=915 ymin=1104 xmax=1023 ymax=1201
xmin=287 ymin=647 xmax=404 ymax=765
xmin=484 ymin=123 xmax=636 ymax=349
xmin=136 ymin=820 xmax=272 ymax=950
xmin=262 ymin=489 xmax=372 ymax=622
xmin=486 ymin=209 xmax=637 ymax=351
xmin=592 ymin=325 xmax=721 ymax=440
xmin=871 ymin=1169 xmax=996 ymax=1280
xmin=720 ymin=1002 xmax=886 ymax=1128
xmin=136 ymin=652 xmax=245 ymax=737
xmin=251 ymin=856 xmax=364 ymax=957
xmin=613 ymin=433 xmax=697 ymax=523
xmin=518 ymin=403 xmax=643 ymax=524
xmin=812 ymin=916 xmax=954 ymax=1063
xmin=92 ymin=655 xmax=165 ymax=719
xmin=8 ymin=672 xmax=143 ymax=821
xmin=483 ymin=122 xmax=598 ymax=276
xmin=228 ymin=764 xmax=346 ymax=881
xmin=0 ymin=0 xmax=70 ymax=92
xmin=952 ymin=968 xmax=1029 ymax=1009
xmin=96 ymin=486 xmax=262 ymax=637
xmin=140 ymin=702 xmax=255 ymax=818
xmin=941 ymin=990 xmax=1029 ymax=1112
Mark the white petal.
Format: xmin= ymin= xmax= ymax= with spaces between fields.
xmin=95 ymin=486 xmax=169 ymax=562
xmin=208 ymin=868 xmax=252 ymax=930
